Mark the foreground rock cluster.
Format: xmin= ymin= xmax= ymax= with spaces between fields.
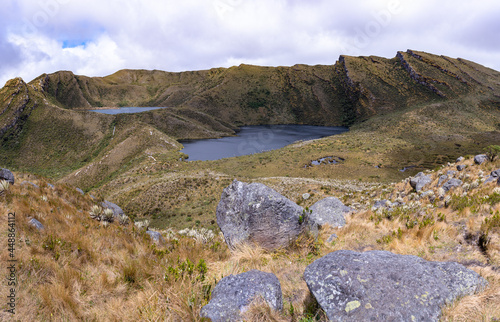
xmin=205 ymin=173 xmax=491 ymax=321
xmin=200 ymin=249 xmax=486 ymax=321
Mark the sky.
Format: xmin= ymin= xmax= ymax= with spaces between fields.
xmin=1 ymin=0 xmax=499 ymax=86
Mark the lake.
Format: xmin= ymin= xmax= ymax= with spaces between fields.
xmin=180 ymin=125 xmax=348 ymax=161
xmin=90 ymin=107 xmax=166 ymax=114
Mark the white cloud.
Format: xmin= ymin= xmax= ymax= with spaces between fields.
xmin=1 ymin=0 xmax=499 ymax=86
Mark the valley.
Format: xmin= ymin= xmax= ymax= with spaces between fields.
xmin=1 ymin=49 xmax=500 ymax=320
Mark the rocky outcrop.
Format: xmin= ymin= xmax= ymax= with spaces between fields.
xmin=0 ymin=168 xmax=15 ymax=185
xmin=304 ymin=250 xmax=486 ymax=321
xmin=200 ymin=270 xmax=283 ymax=321
xmin=474 ymin=154 xmax=488 ymax=165
xmin=410 ymin=172 xmax=432 ymax=192
xmin=216 ymin=180 xmax=305 ymax=250
xmin=309 ymin=197 xmax=349 ymax=228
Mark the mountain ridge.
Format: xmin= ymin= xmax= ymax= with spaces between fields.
xmin=1 ymin=49 xmax=500 ymax=186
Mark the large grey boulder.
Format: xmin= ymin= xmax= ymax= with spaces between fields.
xmin=216 ymin=180 xmax=305 ymax=250
xmin=410 ymin=172 xmax=432 ymax=192
xmin=200 ymin=270 xmax=283 ymax=321
xmin=443 ymin=178 xmax=462 ymax=192
xmin=309 ymin=197 xmax=348 ymax=228
xmin=474 ymin=154 xmax=488 ymax=165
xmin=304 ymin=250 xmax=486 ymax=322
xmin=0 ymin=168 xmax=14 ymax=185
xmin=101 ymin=200 xmax=125 ymax=218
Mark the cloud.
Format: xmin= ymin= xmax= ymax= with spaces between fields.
xmin=1 ymin=0 xmax=499 ymax=86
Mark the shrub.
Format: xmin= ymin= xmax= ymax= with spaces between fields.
xmin=0 ymin=180 xmax=10 ymax=196
xmin=485 ymin=145 xmax=500 ymax=162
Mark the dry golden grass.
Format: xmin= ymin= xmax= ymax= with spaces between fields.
xmin=2 ymin=159 xmax=500 ymax=321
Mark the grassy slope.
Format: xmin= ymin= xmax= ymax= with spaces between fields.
xmin=2 ymin=158 xmax=500 ymax=320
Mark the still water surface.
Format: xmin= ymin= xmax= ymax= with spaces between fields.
xmin=180 ymin=125 xmax=348 ymax=161
xmin=90 ymin=107 xmax=166 ymax=114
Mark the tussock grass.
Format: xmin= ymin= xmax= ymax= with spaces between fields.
xmin=3 ymin=158 xmax=500 ymax=320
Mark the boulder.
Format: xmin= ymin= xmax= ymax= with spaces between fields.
xmin=28 ymin=218 xmax=44 ymax=231
xmin=498 ymin=177 xmax=500 ymax=186
xmin=0 ymin=168 xmax=15 ymax=185
xmin=456 ymin=156 xmax=465 ymax=163
xmin=437 ymin=175 xmax=448 ymax=186
xmin=410 ymin=172 xmax=432 ymax=192
xmin=200 ymin=270 xmax=283 ymax=321
xmin=491 ymin=169 xmax=500 ymax=178
xmin=309 ymin=197 xmax=348 ymax=228
xmin=304 ymin=250 xmax=486 ymax=322
xmin=474 ymin=154 xmax=488 ymax=165
xmin=101 ymin=200 xmax=125 ymax=218
xmin=457 ymin=164 xmax=466 ymax=171
xmin=216 ymin=180 xmax=305 ymax=250
xmin=443 ymin=179 xmax=462 ymax=192
xmin=145 ymin=230 xmax=165 ymax=244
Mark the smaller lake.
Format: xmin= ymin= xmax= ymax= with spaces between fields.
xmin=90 ymin=107 xmax=166 ymax=114
xmin=180 ymin=125 xmax=348 ymax=161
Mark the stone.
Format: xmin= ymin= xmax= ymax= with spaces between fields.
xmin=484 ymin=176 xmax=496 ymax=184
xmin=474 ymin=154 xmax=488 ymax=165
xmin=216 ymin=180 xmax=305 ymax=250
xmin=437 ymin=175 xmax=448 ymax=186
xmin=304 ymin=250 xmax=486 ymax=322
xmin=145 ymin=230 xmax=165 ymax=244
xmin=456 ymin=156 xmax=465 ymax=163
xmin=491 ymin=169 xmax=500 ymax=178
xmin=47 ymin=183 xmax=55 ymax=189
xmin=498 ymin=177 xmax=500 ymax=186
xmin=302 ymin=193 xmax=310 ymax=200
xmin=76 ymin=188 xmax=84 ymax=195
xmin=457 ymin=164 xmax=466 ymax=171
xmin=410 ymin=172 xmax=432 ymax=192
xmin=21 ymin=181 xmax=39 ymax=189
xmin=28 ymin=218 xmax=44 ymax=230
xmin=309 ymin=197 xmax=348 ymax=228
xmin=200 ymin=270 xmax=283 ymax=321
xmin=326 ymin=233 xmax=338 ymax=243
xmin=0 ymin=168 xmax=15 ymax=185
xmin=101 ymin=200 xmax=125 ymax=218
xmin=443 ymin=179 xmax=462 ymax=192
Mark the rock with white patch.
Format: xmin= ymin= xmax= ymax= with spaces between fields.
xmin=303 ymin=250 xmax=486 ymax=321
